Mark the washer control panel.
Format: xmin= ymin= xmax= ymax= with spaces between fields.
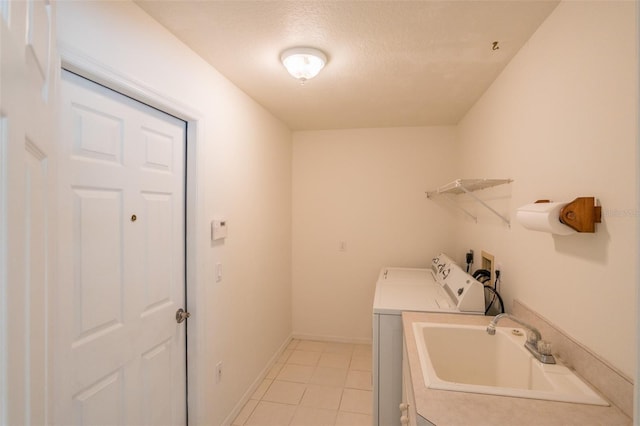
xmin=432 ymin=253 xmax=485 ymax=313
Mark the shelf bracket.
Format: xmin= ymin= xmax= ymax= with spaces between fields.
xmin=439 ymin=194 xmax=478 ymax=223
xmin=458 ymin=185 xmax=511 ymax=227
xmin=426 ymin=179 xmax=513 ymax=227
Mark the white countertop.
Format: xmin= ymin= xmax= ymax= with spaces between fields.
xmin=402 ymin=311 xmax=632 ymax=426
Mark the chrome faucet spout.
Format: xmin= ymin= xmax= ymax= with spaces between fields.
xmin=486 ymin=313 xmax=556 ymax=364
xmin=486 ymin=313 xmax=541 ymax=341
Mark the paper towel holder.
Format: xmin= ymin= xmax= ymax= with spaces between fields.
xmin=560 ymin=197 xmax=601 ymax=233
xmin=534 ymin=197 xmax=602 ymax=233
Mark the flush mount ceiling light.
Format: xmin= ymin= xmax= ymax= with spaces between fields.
xmin=280 ymin=47 xmax=327 ymax=83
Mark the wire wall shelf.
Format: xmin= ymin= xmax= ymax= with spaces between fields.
xmin=426 ymin=179 xmax=513 ymax=226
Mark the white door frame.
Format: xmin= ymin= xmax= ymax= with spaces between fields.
xmin=57 ymin=45 xmax=204 ymax=422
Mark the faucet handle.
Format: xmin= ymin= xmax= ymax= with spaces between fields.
xmin=525 ymin=330 xmax=538 ymax=345
xmin=537 ymin=340 xmax=553 ymax=356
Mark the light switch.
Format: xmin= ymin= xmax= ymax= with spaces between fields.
xmin=216 ymin=263 xmax=222 ymax=282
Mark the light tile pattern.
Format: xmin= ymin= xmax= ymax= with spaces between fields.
xmin=233 ymin=340 xmax=373 ymax=426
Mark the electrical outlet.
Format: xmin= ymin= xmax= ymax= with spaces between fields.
xmin=466 ymin=249 xmax=474 ymax=264
xmin=216 ymin=361 xmax=223 ymax=383
xmin=496 ymin=263 xmax=503 ymax=280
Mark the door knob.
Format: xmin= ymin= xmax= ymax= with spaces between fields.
xmin=176 ymin=308 xmax=191 ymax=323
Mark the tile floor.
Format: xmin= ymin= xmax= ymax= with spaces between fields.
xmin=232 ymin=339 xmax=373 ymax=426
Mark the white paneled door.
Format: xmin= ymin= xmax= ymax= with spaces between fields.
xmin=1 ymin=0 xmax=57 ymax=424
xmin=57 ymin=70 xmax=187 ymax=425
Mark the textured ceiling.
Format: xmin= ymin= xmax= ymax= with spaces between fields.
xmin=135 ymin=0 xmax=559 ymax=130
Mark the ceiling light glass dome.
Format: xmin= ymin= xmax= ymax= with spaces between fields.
xmin=280 ymin=47 xmax=327 ymax=83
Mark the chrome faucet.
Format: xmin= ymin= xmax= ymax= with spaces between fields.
xmin=486 ymin=313 xmax=556 ymax=364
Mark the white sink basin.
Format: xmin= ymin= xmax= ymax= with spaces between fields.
xmin=413 ymin=322 xmax=608 ymax=406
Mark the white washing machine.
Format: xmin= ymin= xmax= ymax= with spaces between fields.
xmin=372 ymin=253 xmax=485 ymax=426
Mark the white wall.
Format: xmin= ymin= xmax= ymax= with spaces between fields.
xmin=57 ymin=2 xmax=292 ymax=424
xmin=54 ymin=0 xmax=638 ymax=420
xmin=292 ymin=127 xmax=457 ymax=341
xmin=455 ymin=0 xmax=637 ymax=379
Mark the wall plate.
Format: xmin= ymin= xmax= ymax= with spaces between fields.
xmin=481 ymin=250 xmax=495 ymax=283
xmin=211 ymin=219 xmax=227 ymax=241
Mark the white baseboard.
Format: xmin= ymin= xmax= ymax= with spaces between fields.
xmin=291 ymin=332 xmax=372 ymax=345
xmin=221 ymin=333 xmax=373 ymax=425
xmin=221 ymin=333 xmax=293 ymax=426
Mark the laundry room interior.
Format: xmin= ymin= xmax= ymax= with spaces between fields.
xmin=1 ymin=0 xmax=637 ymax=425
